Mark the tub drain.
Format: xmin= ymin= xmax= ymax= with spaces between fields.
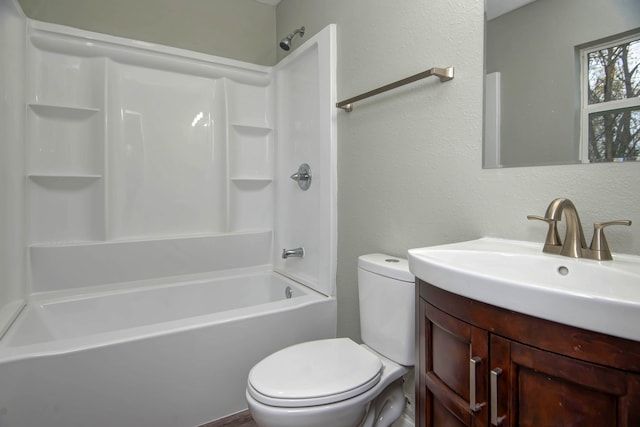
xmin=285 ymin=286 xmax=293 ymax=299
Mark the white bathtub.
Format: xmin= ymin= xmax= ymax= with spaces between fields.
xmin=0 ymin=266 xmax=336 ymax=427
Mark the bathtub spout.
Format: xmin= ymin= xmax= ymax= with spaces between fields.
xmin=282 ymin=247 xmax=304 ymax=259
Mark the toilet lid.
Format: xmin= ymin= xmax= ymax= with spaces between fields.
xmin=248 ymin=338 xmax=383 ymax=407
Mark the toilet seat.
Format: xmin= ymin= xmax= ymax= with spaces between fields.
xmin=247 ymin=338 xmax=383 ymax=408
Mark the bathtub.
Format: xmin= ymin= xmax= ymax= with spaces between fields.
xmin=0 ymin=266 xmax=336 ymax=427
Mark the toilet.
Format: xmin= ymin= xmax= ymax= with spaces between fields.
xmin=246 ymin=253 xmax=415 ymax=427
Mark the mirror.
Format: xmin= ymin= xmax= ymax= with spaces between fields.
xmin=483 ymin=0 xmax=640 ymax=168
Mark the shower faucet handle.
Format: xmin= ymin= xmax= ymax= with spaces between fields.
xmin=290 ymin=163 xmax=312 ymax=191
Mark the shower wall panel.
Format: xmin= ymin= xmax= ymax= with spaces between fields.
xmin=273 ymin=25 xmax=337 ymax=297
xmin=107 ymin=64 xmax=225 ymax=239
xmin=25 ymin=20 xmax=274 ymax=246
xmin=227 ymin=81 xmax=274 ymax=232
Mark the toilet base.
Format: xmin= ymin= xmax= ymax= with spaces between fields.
xmin=247 ymin=391 xmax=368 ymax=427
xmin=247 ymin=378 xmax=406 ymax=427
xmin=360 ymin=379 xmax=406 ymax=427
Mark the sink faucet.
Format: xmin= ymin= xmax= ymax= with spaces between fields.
xmin=528 ymin=198 xmax=632 ymax=261
xmin=544 ymin=198 xmax=587 ymax=258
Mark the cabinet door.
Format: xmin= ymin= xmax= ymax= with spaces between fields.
xmin=490 ymin=335 xmax=640 ymax=427
xmin=418 ymin=300 xmax=489 ymax=427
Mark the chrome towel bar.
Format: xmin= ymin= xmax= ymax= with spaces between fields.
xmin=336 ymin=66 xmax=454 ymax=112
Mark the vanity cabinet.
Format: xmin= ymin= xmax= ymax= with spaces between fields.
xmin=416 ymin=280 xmax=640 ymax=427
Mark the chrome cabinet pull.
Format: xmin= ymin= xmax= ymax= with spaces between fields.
xmin=469 ymin=356 xmax=484 ymax=413
xmin=490 ymin=368 xmax=505 ymax=426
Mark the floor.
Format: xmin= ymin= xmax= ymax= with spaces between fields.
xmin=202 ymin=408 xmax=415 ymax=427
xmin=199 ymin=410 xmax=258 ymax=427
xmin=236 ymin=419 xmax=258 ymax=427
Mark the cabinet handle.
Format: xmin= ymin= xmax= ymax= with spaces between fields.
xmin=490 ymin=368 xmax=505 ymax=426
xmin=469 ymin=356 xmax=484 ymax=413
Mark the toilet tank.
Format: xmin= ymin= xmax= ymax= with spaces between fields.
xmin=358 ymin=253 xmax=415 ymax=366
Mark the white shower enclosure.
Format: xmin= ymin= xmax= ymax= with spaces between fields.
xmin=0 ymin=0 xmax=336 ymax=346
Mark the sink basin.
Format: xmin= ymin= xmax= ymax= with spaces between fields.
xmin=408 ymin=237 xmax=640 ymax=342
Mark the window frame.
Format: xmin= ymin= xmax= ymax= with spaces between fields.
xmin=579 ymin=32 xmax=640 ymax=163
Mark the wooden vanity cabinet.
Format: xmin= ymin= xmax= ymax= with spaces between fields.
xmin=416 ymin=280 xmax=640 ymax=427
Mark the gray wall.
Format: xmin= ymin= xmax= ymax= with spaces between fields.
xmin=486 ymin=0 xmax=640 ymax=167
xmin=276 ymin=0 xmax=640 ymax=341
xmin=0 ymin=0 xmax=26 ymax=334
xmin=17 ymin=0 xmax=277 ymax=65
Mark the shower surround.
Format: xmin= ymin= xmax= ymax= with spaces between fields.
xmin=0 ymin=0 xmax=337 ymax=425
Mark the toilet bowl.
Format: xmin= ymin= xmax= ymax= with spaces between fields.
xmin=246 ymin=254 xmax=414 ymax=427
xmin=246 ymin=338 xmax=407 ymax=427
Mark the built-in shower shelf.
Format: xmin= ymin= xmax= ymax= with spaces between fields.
xmin=231 ymin=177 xmax=272 ymax=183
xmin=28 ymin=103 xmax=101 ymax=119
xmin=28 ymin=102 xmax=104 ymax=177
xmin=230 ymin=123 xmax=272 ymax=135
xmin=230 ymin=123 xmax=273 ymax=181
xmin=29 ymin=240 xmax=104 ymax=248
xmin=28 ymin=173 xmax=103 ymax=179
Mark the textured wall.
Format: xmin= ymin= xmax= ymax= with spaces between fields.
xmin=276 ymin=0 xmax=640 ymax=341
xmin=17 ymin=0 xmax=277 ymax=65
xmin=0 ymin=0 xmax=26 ymax=333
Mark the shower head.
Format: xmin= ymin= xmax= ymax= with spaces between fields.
xmin=279 ymin=26 xmax=305 ymax=51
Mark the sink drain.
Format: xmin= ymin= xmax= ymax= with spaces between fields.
xmin=557 ymin=266 xmax=569 ymax=276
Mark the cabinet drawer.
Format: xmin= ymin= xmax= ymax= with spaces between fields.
xmin=490 ymin=335 xmax=640 ymax=427
xmin=419 ymin=299 xmax=488 ymax=427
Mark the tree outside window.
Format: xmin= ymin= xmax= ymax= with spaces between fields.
xmin=581 ymin=34 xmax=640 ymax=163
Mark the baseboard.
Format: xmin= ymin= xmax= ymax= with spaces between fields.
xmin=392 ymin=412 xmax=415 ymax=427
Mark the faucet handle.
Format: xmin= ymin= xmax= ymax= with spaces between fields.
xmin=589 ymin=220 xmax=632 ymax=261
xmin=527 ymin=215 xmax=562 ymax=249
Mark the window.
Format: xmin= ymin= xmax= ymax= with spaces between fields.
xmin=580 ymin=33 xmax=640 ymax=163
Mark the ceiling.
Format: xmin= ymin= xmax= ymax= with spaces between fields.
xmin=485 ymin=0 xmax=536 ymax=20
xmin=254 ymin=0 xmax=281 ymax=6
xmin=252 ymin=1 xmax=535 ymax=20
